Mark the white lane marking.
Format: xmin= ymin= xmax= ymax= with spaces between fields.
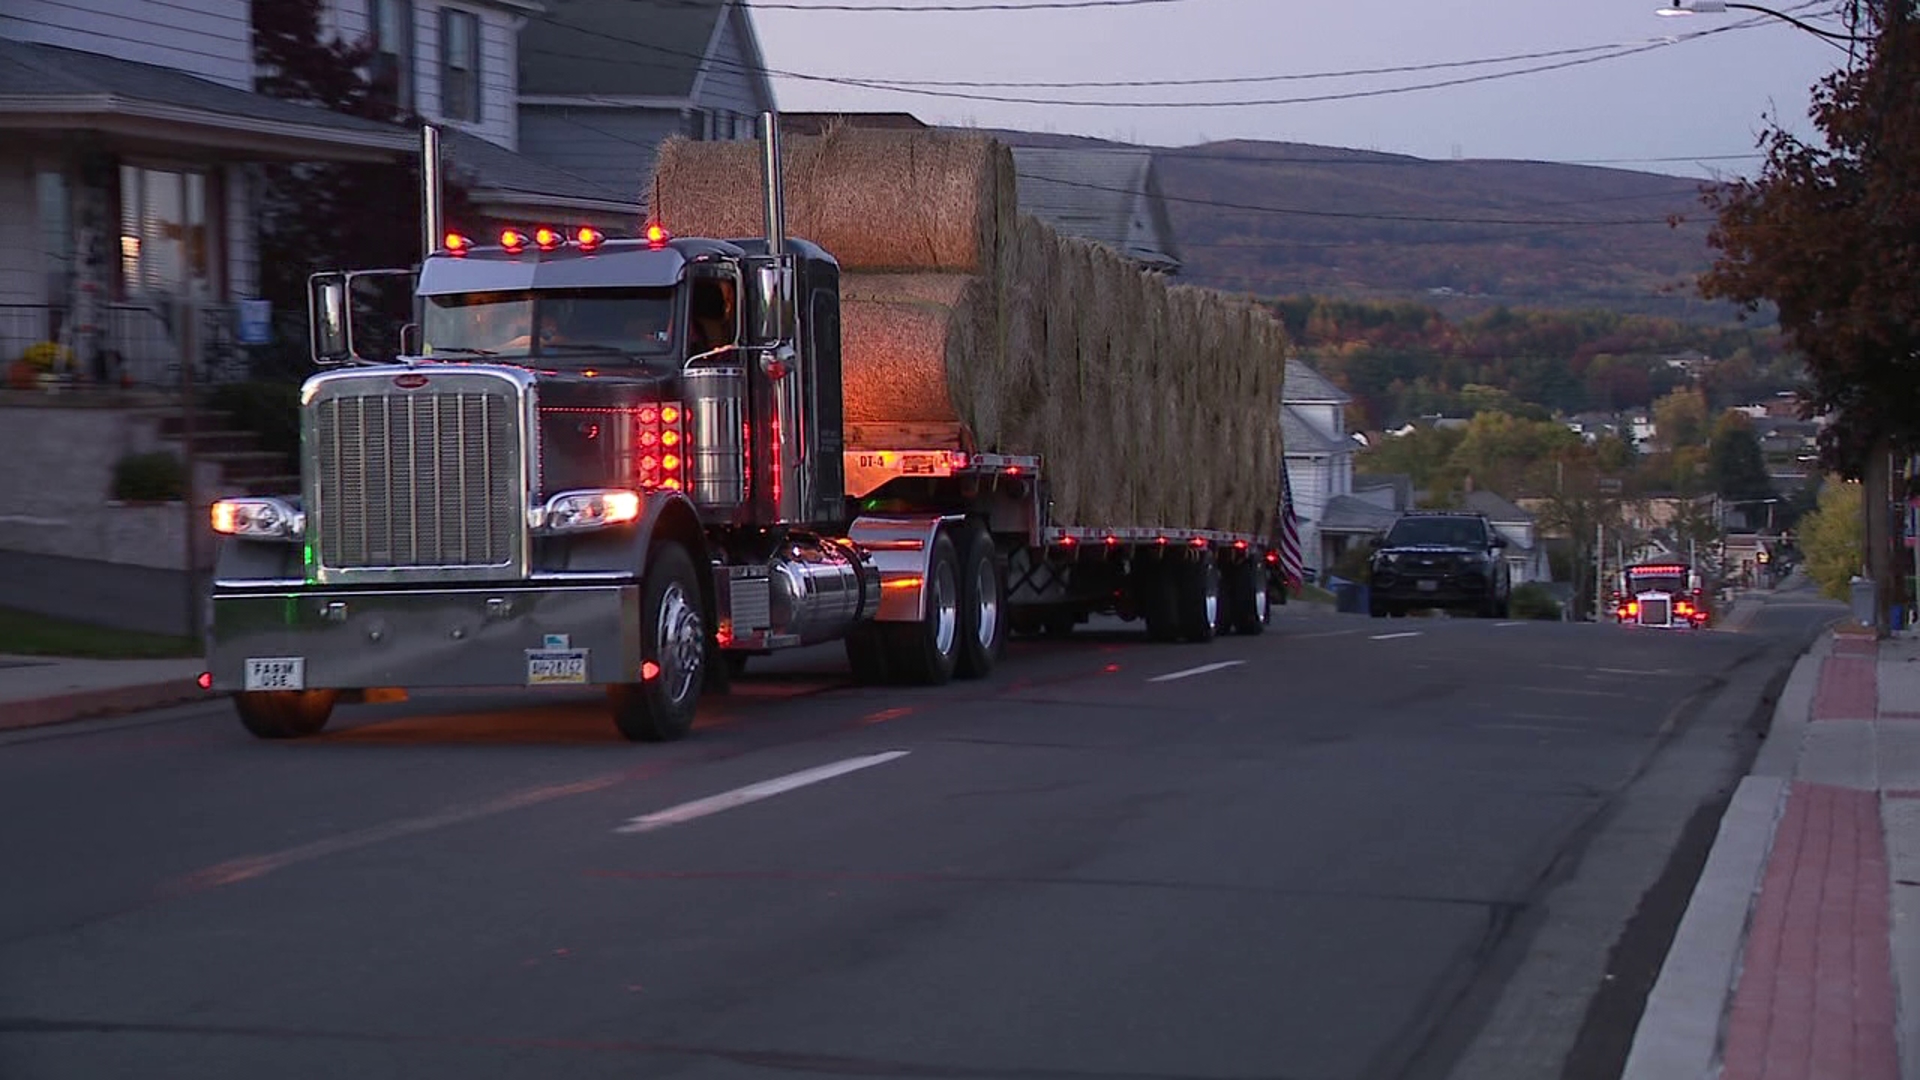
xmin=1289 ymin=629 xmax=1360 ymax=639
xmin=1496 ymin=621 xmax=1527 ymax=628
xmin=1370 ymin=632 xmax=1423 ymax=641
xmin=1148 ymin=660 xmax=1246 ymax=683
xmin=1514 ymin=686 xmax=1629 ymax=698
xmin=614 ymin=751 xmax=909 ymax=835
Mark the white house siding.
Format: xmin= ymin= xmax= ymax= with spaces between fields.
xmin=1285 ymin=454 xmax=1331 ymax=575
xmin=691 ymin=13 xmax=767 ymax=124
xmin=1 ymin=0 xmax=252 ymax=88
xmin=0 ymin=161 xmax=44 ymax=363
xmin=518 ymin=107 xmax=684 ymax=204
xmin=418 ymin=2 xmax=520 ymax=150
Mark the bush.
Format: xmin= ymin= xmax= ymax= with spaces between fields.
xmin=19 ymin=341 xmax=73 ymax=371
xmin=112 ymin=451 xmax=186 ymax=503
xmin=1510 ymin=582 xmax=1562 ymax=620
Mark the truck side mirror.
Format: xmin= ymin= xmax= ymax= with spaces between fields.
xmin=310 ymin=273 xmax=352 ymax=366
xmin=399 ymin=322 xmax=420 ymax=357
xmin=745 ymin=258 xmax=794 ymax=348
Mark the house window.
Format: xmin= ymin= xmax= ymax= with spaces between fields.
xmin=369 ymin=0 xmax=413 ymax=108
xmin=439 ymin=8 xmax=480 ymax=122
xmin=118 ymin=165 xmax=213 ymax=301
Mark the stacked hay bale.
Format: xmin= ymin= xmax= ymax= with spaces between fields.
xmin=649 ymin=127 xmax=1288 ymax=534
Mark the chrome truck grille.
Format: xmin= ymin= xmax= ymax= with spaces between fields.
xmin=1637 ymin=596 xmax=1672 ymax=627
xmin=304 ymin=368 xmax=533 ymax=583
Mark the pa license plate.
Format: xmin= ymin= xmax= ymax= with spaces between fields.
xmin=1417 ymin=580 xmax=1439 ymax=592
xmin=245 ymin=657 xmax=305 ymax=691
xmin=526 ymin=649 xmax=589 ymax=685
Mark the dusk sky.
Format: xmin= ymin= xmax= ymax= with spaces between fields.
xmin=748 ymin=0 xmax=1856 ymax=179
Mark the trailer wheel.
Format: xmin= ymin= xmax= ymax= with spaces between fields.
xmin=1175 ymin=554 xmax=1220 ymax=644
xmin=1139 ymin=559 xmax=1181 ymax=642
xmin=955 ymin=521 xmax=1007 ymax=679
xmin=1226 ymin=561 xmax=1270 ymax=636
xmin=883 ymin=529 xmax=962 ymax=686
xmin=609 ymin=541 xmax=704 ymax=742
xmin=234 ymin=690 xmax=337 ymax=739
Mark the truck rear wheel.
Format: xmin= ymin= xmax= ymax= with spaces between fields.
xmin=234 ymin=690 xmax=337 ymax=739
xmin=955 ymin=521 xmax=1006 ymax=679
xmin=882 ymin=529 xmax=962 ymax=686
xmin=1225 ymin=561 xmax=1270 ymax=636
xmin=1175 ymin=554 xmax=1220 ymax=644
xmin=609 ymin=541 xmax=704 ymax=742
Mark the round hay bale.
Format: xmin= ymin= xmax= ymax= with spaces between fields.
xmin=996 ymin=215 xmax=1054 ymax=454
xmin=1078 ymin=244 xmax=1129 ymax=524
xmin=650 ymin=129 xmax=1010 ymax=273
xmin=839 ymin=274 xmax=995 ymax=439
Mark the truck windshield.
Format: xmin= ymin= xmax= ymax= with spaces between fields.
xmin=1385 ymin=518 xmax=1487 ymax=548
xmin=420 ymin=287 xmax=677 ymax=367
xmin=1628 ymin=572 xmax=1687 ymax=594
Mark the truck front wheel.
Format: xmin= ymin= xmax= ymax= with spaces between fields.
xmin=234 ymin=690 xmax=336 ymax=739
xmin=609 ymin=541 xmax=704 ymax=742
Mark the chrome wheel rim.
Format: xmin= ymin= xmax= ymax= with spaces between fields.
xmin=932 ymin=560 xmax=959 ymax=657
xmin=1255 ymin=576 xmax=1271 ymax=623
xmin=655 ymin=582 xmax=704 ymax=705
xmin=1203 ymin=565 xmax=1220 ymax=627
xmin=972 ymin=557 xmax=999 ymax=650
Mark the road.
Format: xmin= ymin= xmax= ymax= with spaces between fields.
xmin=0 ymin=584 xmax=1841 ymax=1080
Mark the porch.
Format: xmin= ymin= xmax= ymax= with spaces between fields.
xmin=1 ymin=301 xmax=253 ymax=389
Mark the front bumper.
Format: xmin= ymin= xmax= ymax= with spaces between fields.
xmin=1370 ymin=570 xmax=1491 ymax=605
xmin=208 ymin=584 xmax=642 ymax=692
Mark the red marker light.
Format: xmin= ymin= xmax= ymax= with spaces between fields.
xmin=443 ymin=231 xmax=472 ymax=255
xmin=646 ymin=222 xmax=670 ymax=248
xmin=499 ymin=229 xmax=528 ymax=253
xmin=660 ymin=405 xmax=681 ymax=425
xmin=1190 ymin=536 xmax=1208 ymax=549
xmin=575 ymin=226 xmax=604 ymax=251
xmin=533 ymin=226 xmax=563 ymax=251
xmin=196 ymin=672 xmax=212 ymax=690
xmin=1106 ymin=535 xmax=1120 ymax=547
xmin=641 ymin=661 xmax=661 ymax=681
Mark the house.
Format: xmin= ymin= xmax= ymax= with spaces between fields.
xmin=516 ymin=0 xmax=774 ymax=206
xmin=1627 ymin=412 xmax=1656 ymax=448
xmin=1009 ymin=147 xmax=1182 ymax=274
xmin=1461 ymin=489 xmax=1552 ymax=585
xmin=1282 ymin=358 xmax=1377 ymax=578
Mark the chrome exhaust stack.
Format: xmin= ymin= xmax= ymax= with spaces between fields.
xmin=761 ymin=111 xmax=785 ymax=257
xmin=421 ymin=124 xmax=444 ymax=259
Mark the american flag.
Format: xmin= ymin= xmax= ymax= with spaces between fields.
xmin=1275 ymin=467 xmax=1305 ymax=591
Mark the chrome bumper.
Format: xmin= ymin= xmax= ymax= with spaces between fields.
xmin=207 ymin=584 xmax=641 ymax=692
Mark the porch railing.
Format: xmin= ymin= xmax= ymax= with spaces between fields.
xmin=1 ymin=302 xmax=256 ymax=389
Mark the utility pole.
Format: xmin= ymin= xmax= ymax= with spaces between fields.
xmin=1594 ymin=520 xmax=1605 ymax=622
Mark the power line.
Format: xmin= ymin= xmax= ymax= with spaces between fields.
xmin=742 ymin=0 xmax=1197 ymax=8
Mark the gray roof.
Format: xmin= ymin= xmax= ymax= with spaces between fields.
xmin=1281 ymin=405 xmax=1352 ymax=456
xmin=1320 ymin=494 xmax=1401 ymax=534
xmin=1463 ymin=489 xmax=1533 ymax=524
xmin=0 ymin=39 xmax=408 ymax=149
xmin=1354 ymin=473 xmax=1415 ymax=511
xmin=521 ymin=0 xmax=739 ymax=99
xmin=1284 ymin=358 xmax=1350 ymax=405
xmin=440 ymin=128 xmax=636 ymax=211
xmin=1011 ymin=147 xmax=1182 ymax=272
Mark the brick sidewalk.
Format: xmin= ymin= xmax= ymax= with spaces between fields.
xmin=1714 ymin=631 xmax=1910 ymax=1080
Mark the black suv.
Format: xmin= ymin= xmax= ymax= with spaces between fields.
xmin=1367 ymin=511 xmax=1512 ymax=618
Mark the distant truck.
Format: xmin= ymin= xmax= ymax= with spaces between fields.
xmin=202 ymin=115 xmax=1284 ymax=743
xmin=1610 ymin=559 xmax=1714 ymax=629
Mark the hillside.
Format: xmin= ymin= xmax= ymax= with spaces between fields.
xmin=986 ymin=129 xmax=1743 ymax=323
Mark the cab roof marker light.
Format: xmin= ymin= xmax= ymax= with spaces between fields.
xmin=575 ymin=226 xmax=605 ymax=251
xmin=499 ymin=228 xmax=529 ymax=254
xmin=646 ymin=222 xmax=670 ymax=248
xmin=533 ymin=226 xmax=564 ymax=251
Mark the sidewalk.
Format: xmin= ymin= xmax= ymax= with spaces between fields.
xmin=1623 ymin=624 xmax=1920 ymax=1080
xmin=0 ymin=653 xmax=209 ymax=731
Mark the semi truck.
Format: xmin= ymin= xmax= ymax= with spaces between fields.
xmin=1610 ymin=558 xmax=1715 ymax=629
xmin=203 ymin=115 xmax=1283 ymax=742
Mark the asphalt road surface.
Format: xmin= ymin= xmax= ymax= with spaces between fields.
xmin=0 ymin=584 xmax=1842 ymax=1080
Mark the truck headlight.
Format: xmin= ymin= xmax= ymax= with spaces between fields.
xmin=537 ymin=489 xmax=643 ymax=534
xmin=210 ymin=497 xmax=303 ymax=541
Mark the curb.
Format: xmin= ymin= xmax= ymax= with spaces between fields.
xmin=1617 ymin=638 xmax=1826 ymax=1080
xmin=0 ymin=680 xmax=220 ymax=733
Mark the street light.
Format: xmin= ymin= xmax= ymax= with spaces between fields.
xmin=1655 ymin=0 xmax=1869 ymax=42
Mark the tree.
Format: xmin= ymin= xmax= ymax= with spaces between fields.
xmin=1447 ymin=412 xmax=1579 ymax=496
xmin=1652 ymin=387 xmax=1710 ymax=450
xmin=1699 ymin=1 xmax=1920 ymax=634
xmin=1526 ymin=445 xmax=1626 ymax=622
xmin=1800 ymin=479 xmax=1865 ymax=601
xmin=250 ymin=0 xmax=471 ymax=367
xmin=1708 ymin=410 xmax=1775 ymax=503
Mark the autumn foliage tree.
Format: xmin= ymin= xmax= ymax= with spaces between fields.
xmin=250 ymin=0 xmax=470 ymax=367
xmin=1699 ymin=1 xmax=1920 ymax=631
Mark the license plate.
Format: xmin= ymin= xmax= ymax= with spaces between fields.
xmin=245 ymin=657 xmax=305 ymax=691
xmin=526 ymin=649 xmax=589 ymax=685
xmin=1417 ymin=580 xmax=1439 ymax=592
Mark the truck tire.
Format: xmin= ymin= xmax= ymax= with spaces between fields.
xmin=1174 ymin=554 xmax=1220 ymax=644
xmin=609 ymin=541 xmax=704 ymax=742
xmin=883 ymin=529 xmax=962 ymax=685
xmin=234 ymin=690 xmax=337 ymax=739
xmin=1226 ymin=561 xmax=1270 ymax=636
xmin=1140 ymin=560 xmax=1180 ymax=643
xmin=955 ymin=521 xmax=1007 ymax=679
